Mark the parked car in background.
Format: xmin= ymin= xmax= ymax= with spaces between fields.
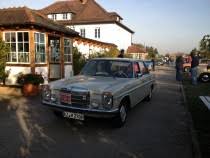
xmin=183 ymin=56 xmax=192 ymax=72
xmin=42 ymin=58 xmax=155 ymax=127
xmin=156 ymin=60 xmax=164 ymax=66
xmin=198 ymin=59 xmax=210 ymax=83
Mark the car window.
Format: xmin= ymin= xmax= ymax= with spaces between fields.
xmin=133 ymin=62 xmax=140 ymax=76
xmin=81 ymin=60 xmax=134 ymax=78
xmin=111 ymin=61 xmax=133 ymax=78
xmin=81 ymin=60 xmax=97 ymax=76
xmin=139 ymin=61 xmax=149 ymax=74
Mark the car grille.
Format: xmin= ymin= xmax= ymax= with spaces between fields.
xmin=60 ymin=88 xmax=90 ymax=108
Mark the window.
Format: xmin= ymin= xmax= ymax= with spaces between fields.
xmin=5 ymin=32 xmax=29 ymax=63
xmin=64 ymin=38 xmax=72 ymax=63
xmin=139 ymin=61 xmax=148 ymax=74
xmin=35 ymin=33 xmax=46 ymax=63
xmin=52 ymin=14 xmax=57 ymax=20
xmin=50 ymin=39 xmax=60 ymax=62
xmin=63 ymin=13 xmax=68 ymax=20
xmin=80 ymin=28 xmax=86 ymax=37
xmin=95 ymin=27 xmax=100 ymax=38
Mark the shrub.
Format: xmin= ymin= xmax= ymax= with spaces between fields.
xmin=17 ymin=73 xmax=44 ymax=85
xmin=0 ymin=38 xmax=9 ymax=85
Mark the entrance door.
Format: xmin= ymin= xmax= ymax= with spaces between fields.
xmin=49 ymin=38 xmax=61 ymax=79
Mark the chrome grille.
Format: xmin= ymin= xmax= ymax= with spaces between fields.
xmin=60 ymin=88 xmax=90 ymax=108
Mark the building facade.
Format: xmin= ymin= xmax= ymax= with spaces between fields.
xmin=127 ymin=44 xmax=148 ymax=60
xmin=0 ymin=7 xmax=79 ymax=84
xmin=40 ymin=0 xmax=134 ymax=53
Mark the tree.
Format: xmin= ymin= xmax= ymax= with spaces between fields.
xmin=103 ymin=47 xmax=119 ymax=57
xmin=200 ymin=34 xmax=210 ymax=58
xmin=89 ymin=47 xmax=119 ymax=59
xmin=72 ymin=47 xmax=86 ymax=75
xmin=146 ymin=46 xmax=159 ymax=59
xmin=0 ymin=38 xmax=9 ymax=85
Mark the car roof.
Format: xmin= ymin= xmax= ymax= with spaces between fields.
xmin=90 ymin=58 xmax=144 ymax=62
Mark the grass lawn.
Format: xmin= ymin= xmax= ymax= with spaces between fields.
xmin=183 ymin=73 xmax=210 ymax=158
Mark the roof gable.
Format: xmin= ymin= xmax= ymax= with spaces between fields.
xmin=0 ymin=7 xmax=79 ymax=36
xmin=40 ymin=0 xmax=85 ymax=14
xmin=40 ymin=0 xmax=134 ymax=33
xmin=127 ymin=44 xmax=146 ymax=54
xmin=74 ymin=0 xmax=112 ymax=22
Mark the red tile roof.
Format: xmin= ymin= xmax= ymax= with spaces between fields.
xmin=39 ymin=0 xmax=134 ymax=33
xmin=0 ymin=7 xmax=79 ymax=36
xmin=127 ymin=44 xmax=146 ymax=54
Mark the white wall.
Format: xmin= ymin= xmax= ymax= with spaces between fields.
xmin=64 ymin=65 xmax=73 ymax=78
xmin=5 ymin=66 xmax=31 ymax=85
xmin=35 ymin=67 xmax=48 ymax=84
xmin=68 ymin=23 xmax=132 ymax=50
xmin=73 ymin=42 xmax=106 ymax=58
xmin=49 ymin=64 xmax=61 ymax=79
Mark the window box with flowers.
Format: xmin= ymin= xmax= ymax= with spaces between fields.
xmin=17 ymin=73 xmax=44 ymax=96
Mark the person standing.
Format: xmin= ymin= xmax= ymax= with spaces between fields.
xmin=190 ymin=52 xmax=199 ymax=85
xmin=118 ymin=49 xmax=124 ymax=58
xmin=151 ymin=58 xmax=155 ymax=71
xmin=175 ymin=56 xmax=184 ymax=81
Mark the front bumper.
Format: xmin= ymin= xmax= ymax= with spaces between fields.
xmin=42 ymin=101 xmax=119 ymax=118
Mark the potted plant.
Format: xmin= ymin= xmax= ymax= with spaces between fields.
xmin=17 ymin=73 xmax=44 ymax=96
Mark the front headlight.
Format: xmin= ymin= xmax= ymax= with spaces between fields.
xmin=102 ymin=92 xmax=113 ymax=110
xmin=42 ymin=85 xmax=51 ymax=101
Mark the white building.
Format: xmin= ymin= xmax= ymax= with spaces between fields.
xmin=40 ymin=0 xmax=134 ymax=54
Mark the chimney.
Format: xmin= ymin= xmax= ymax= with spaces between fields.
xmin=79 ymin=0 xmax=88 ymax=4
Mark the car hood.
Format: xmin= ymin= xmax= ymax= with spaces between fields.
xmin=49 ymin=75 xmax=129 ymax=94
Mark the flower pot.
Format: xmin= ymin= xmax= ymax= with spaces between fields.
xmin=22 ymin=84 xmax=40 ymax=96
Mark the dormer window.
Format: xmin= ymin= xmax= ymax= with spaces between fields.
xmin=52 ymin=14 xmax=57 ymax=20
xmin=80 ymin=28 xmax=86 ymax=37
xmin=117 ymin=16 xmax=121 ymax=22
xmin=63 ymin=13 xmax=68 ymax=20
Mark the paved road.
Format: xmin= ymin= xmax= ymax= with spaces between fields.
xmin=0 ymin=67 xmax=193 ymax=158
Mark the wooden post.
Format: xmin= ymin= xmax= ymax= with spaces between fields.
xmin=29 ymin=30 xmax=35 ymax=74
xmin=45 ymin=33 xmax=50 ymax=81
xmin=0 ymin=31 xmax=2 ymax=39
xmin=60 ymin=36 xmax=64 ymax=78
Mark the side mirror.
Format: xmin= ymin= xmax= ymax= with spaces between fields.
xmin=136 ymin=73 xmax=143 ymax=78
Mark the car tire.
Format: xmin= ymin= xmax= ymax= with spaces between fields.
xmin=53 ymin=110 xmax=63 ymax=118
xmin=199 ymin=73 xmax=210 ymax=83
xmin=145 ymin=88 xmax=152 ymax=101
xmin=113 ymin=102 xmax=128 ymax=128
xmin=184 ymin=66 xmax=191 ymax=72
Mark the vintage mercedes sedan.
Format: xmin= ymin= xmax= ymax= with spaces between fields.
xmin=42 ymin=58 xmax=155 ymax=127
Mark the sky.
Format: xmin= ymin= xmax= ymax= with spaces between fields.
xmin=0 ymin=0 xmax=210 ymax=54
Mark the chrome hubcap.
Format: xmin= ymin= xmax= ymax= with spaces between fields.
xmin=149 ymin=89 xmax=152 ymax=98
xmin=202 ymin=75 xmax=209 ymax=82
xmin=120 ymin=105 xmax=126 ymax=122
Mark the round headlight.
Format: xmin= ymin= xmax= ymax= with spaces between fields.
xmin=42 ymin=85 xmax=51 ymax=101
xmin=102 ymin=92 xmax=113 ymax=110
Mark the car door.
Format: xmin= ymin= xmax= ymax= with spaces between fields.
xmin=139 ymin=61 xmax=152 ymax=97
xmin=129 ymin=62 xmax=145 ymax=107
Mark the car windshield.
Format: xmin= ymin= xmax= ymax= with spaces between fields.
xmin=81 ymin=60 xmax=134 ymax=78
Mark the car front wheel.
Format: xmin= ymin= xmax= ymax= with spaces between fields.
xmin=113 ymin=102 xmax=128 ymax=128
xmin=199 ymin=73 xmax=210 ymax=83
xmin=184 ymin=66 xmax=190 ymax=72
xmin=145 ymin=88 xmax=153 ymax=101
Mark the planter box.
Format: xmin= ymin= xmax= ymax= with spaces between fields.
xmin=22 ymin=84 xmax=40 ymax=96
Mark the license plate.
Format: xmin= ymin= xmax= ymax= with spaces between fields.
xmin=63 ymin=111 xmax=84 ymax=121
xmin=60 ymin=92 xmax=71 ymax=104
